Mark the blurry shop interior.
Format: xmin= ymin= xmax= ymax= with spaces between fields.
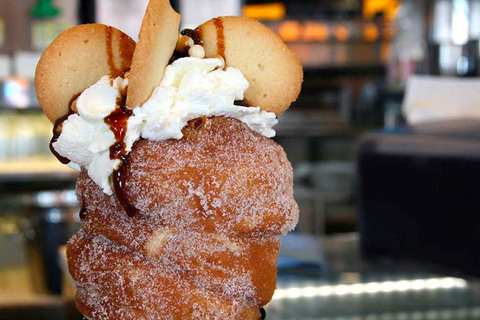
xmin=3 ymin=0 xmax=480 ymax=319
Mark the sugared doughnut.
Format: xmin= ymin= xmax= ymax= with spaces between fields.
xmin=37 ymin=1 xmax=301 ymax=318
xmin=68 ymin=231 xmax=262 ymax=320
xmin=109 ymin=116 xmax=298 ymax=235
xmin=67 ymin=117 xmax=299 ymax=319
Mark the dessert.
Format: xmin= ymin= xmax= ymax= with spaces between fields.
xmin=35 ymin=0 xmax=302 ymax=319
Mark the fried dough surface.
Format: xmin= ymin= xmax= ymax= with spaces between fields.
xmin=113 ymin=117 xmax=298 ymax=234
xmin=69 ymin=117 xmax=298 ymax=319
xmin=68 ymin=232 xmax=262 ymax=320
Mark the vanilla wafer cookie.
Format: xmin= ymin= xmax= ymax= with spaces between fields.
xmin=126 ymin=0 xmax=181 ymax=108
xmin=35 ymin=24 xmax=135 ymax=123
xmin=198 ymin=16 xmax=303 ymax=115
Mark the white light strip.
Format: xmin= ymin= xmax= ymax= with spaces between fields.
xmin=272 ymin=277 xmax=468 ymax=300
xmin=311 ymin=307 xmax=480 ymax=320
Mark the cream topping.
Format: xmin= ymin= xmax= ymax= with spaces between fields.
xmin=53 ymin=57 xmax=278 ymax=195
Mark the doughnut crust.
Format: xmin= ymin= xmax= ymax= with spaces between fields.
xmin=69 ymin=117 xmax=299 ymax=319
xmin=35 ymin=24 xmax=135 ymax=123
xmin=111 ymin=116 xmax=298 ymax=235
xmin=68 ymin=232 xmax=262 ymax=320
xmin=198 ymin=16 xmax=303 ymax=115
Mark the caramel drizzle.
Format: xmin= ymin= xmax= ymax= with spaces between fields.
xmin=104 ymin=98 xmax=132 ymax=161
xmin=106 ymin=26 xmax=135 ymax=79
xmin=106 ymin=26 xmax=116 ymax=77
xmin=212 ymin=17 xmax=226 ymax=59
xmin=103 ymin=96 xmax=139 ymax=217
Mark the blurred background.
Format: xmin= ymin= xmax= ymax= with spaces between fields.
xmin=2 ymin=0 xmax=480 ymax=319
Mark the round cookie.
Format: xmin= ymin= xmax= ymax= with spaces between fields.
xmin=126 ymin=0 xmax=181 ymax=108
xmin=198 ymin=16 xmax=303 ymax=115
xmin=35 ymin=24 xmax=135 ymax=123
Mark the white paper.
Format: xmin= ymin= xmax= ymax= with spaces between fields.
xmin=180 ymin=0 xmax=242 ymax=29
xmin=403 ymin=75 xmax=480 ymax=124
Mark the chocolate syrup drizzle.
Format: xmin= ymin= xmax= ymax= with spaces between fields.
xmin=104 ymin=99 xmax=132 ymax=160
xmin=49 ymin=114 xmax=72 ymax=164
xmin=104 ymin=98 xmax=139 ymax=218
xmin=49 ymin=94 xmax=80 ymax=164
xmin=79 ymin=207 xmax=87 ymax=220
xmin=104 ymin=27 xmax=140 ymax=217
xmin=112 ymin=166 xmax=139 ymax=217
xmin=105 ymin=26 xmax=135 ymax=79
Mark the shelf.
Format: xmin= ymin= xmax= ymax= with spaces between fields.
xmin=0 ymin=104 xmax=41 ymax=111
xmin=304 ymin=64 xmax=386 ymax=76
xmin=0 ymin=157 xmax=77 ymax=186
xmin=275 ymin=109 xmax=357 ymax=138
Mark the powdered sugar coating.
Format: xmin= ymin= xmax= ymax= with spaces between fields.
xmin=68 ymin=232 xmax=262 ymax=320
xmin=118 ymin=116 xmax=298 ymax=235
xmin=68 ymin=117 xmax=298 ymax=319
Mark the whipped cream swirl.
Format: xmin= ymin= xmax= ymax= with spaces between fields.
xmin=53 ymin=57 xmax=278 ymax=195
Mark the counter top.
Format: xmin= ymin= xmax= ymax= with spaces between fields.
xmin=266 ymin=234 xmax=480 ymax=319
xmin=1 ymin=233 xmax=480 ymax=320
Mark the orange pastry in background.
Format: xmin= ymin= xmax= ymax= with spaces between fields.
xmin=34 ymin=0 xmax=302 ymax=319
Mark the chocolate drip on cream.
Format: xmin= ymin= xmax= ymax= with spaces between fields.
xmin=103 ymin=96 xmax=139 ymax=218
xmin=51 ymin=82 xmax=139 ymax=217
xmin=49 ymin=94 xmax=81 ymax=164
xmin=104 ymin=100 xmax=132 ymax=161
xmin=49 ymin=114 xmax=72 ymax=164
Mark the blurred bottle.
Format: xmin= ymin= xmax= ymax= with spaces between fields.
xmin=388 ymin=0 xmax=426 ymax=84
xmin=21 ymin=190 xmax=79 ymax=294
xmin=427 ymin=0 xmax=480 ymax=76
